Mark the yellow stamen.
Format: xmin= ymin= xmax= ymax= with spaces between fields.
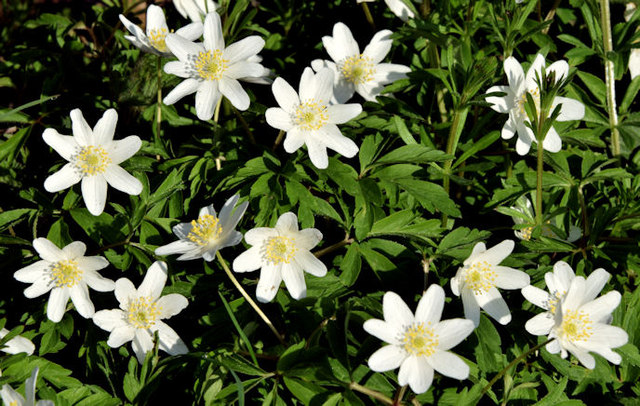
xmin=340 ymin=54 xmax=374 ymax=84
xmin=293 ymin=101 xmax=328 ymax=131
xmin=262 ymin=236 xmax=297 ymax=265
xmin=74 ymin=145 xmax=111 ymax=176
xmin=463 ymin=260 xmax=497 ymax=294
xmin=187 ymin=214 xmax=223 ymax=246
xmin=402 ymin=322 xmax=439 ymax=357
xmin=518 ymin=87 xmax=541 ymax=117
xmin=148 ymin=28 xmax=169 ymax=52
xmin=51 ymin=259 xmax=82 ymax=288
xmin=127 ymin=296 xmax=161 ymax=329
xmin=193 ymin=50 xmax=228 ymax=81
xmin=559 ymin=310 xmax=593 ymax=342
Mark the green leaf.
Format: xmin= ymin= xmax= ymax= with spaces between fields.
xmin=392 ymin=115 xmax=417 ymax=144
xmin=374 ymin=145 xmax=450 ymax=166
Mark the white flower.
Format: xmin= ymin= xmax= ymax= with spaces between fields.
xmin=155 ymin=194 xmax=248 ymax=261
xmin=42 ymin=108 xmax=143 ymax=216
xmin=356 ymin=0 xmax=415 ymax=21
xmin=119 ymin=4 xmax=203 ymax=57
xmin=450 ymin=240 xmax=530 ymax=327
xmin=0 ymin=328 xmax=35 ymax=355
xmin=174 ymin=0 xmax=218 ymax=22
xmin=0 ymin=367 xmax=54 ymax=406
xmin=13 ymin=238 xmax=115 ymax=323
xmin=265 ymin=67 xmax=362 ymax=169
xmin=232 ymin=212 xmax=327 ymax=303
xmin=522 ymin=261 xmax=610 ymax=337
xmin=163 ymin=12 xmax=267 ymax=120
xmin=485 ymin=54 xmax=585 ymax=155
xmin=93 ymin=261 xmax=189 ymax=364
xmin=311 ymin=22 xmax=410 ymax=103
xmin=363 ymin=286 xmax=475 ymax=394
xmin=508 ymin=196 xmax=581 ymax=242
xmin=625 ymin=3 xmax=640 ymax=79
xmin=541 ymin=276 xmax=628 ymax=369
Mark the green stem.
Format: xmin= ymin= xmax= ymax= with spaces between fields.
xmin=155 ymin=56 xmax=164 ymax=153
xmin=216 ymin=251 xmax=286 ymax=345
xmin=599 ymin=0 xmax=620 ymax=157
xmin=480 ymin=337 xmax=554 ymax=399
xmin=313 ymin=236 xmax=353 ymax=258
xmin=272 ymin=130 xmax=285 ymax=151
xmin=349 ymin=382 xmax=393 ymax=405
xmin=577 ymin=185 xmax=590 ymax=237
xmin=441 ymin=107 xmax=469 ymax=226
xmin=536 ymin=144 xmax=544 ymax=225
xmin=361 ymin=3 xmax=375 ymax=30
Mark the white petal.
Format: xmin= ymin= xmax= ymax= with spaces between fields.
xmin=44 ymin=163 xmax=82 ymax=192
xmin=83 ymin=270 xmax=115 ymax=292
xmin=272 ymin=77 xmax=300 ymax=113
xmin=316 ymin=124 xmax=358 ymax=158
xmin=165 ymin=33 xmax=204 ymax=62
xmin=75 ymin=255 xmax=108 ymax=271
xmin=542 ymin=126 xmax=562 ymax=153
xmin=547 ymin=60 xmax=569 ymax=82
xmin=515 ymin=121 xmax=534 ymax=155
xmin=275 ymin=212 xmax=299 ymax=233
xmin=493 ymin=266 xmax=530 ymax=289
xmin=362 ymin=30 xmax=392 ymax=64
xmin=156 ymin=321 xmax=189 ymax=355
xmin=306 ymin=138 xmax=329 ymax=169
xmin=295 ymin=250 xmax=327 ymax=277
xmin=155 ymin=240 xmax=194 ymax=257
xmin=471 ymin=239 xmax=514 ymax=266
xmin=225 ymin=62 xmax=265 ymax=80
xmin=265 ymin=108 xmax=294 ymax=131
xmin=174 ymin=22 xmax=204 ymax=41
xmin=521 ymin=285 xmax=551 ymax=309
xmin=281 ymin=262 xmax=306 ymax=300
xmin=562 ymin=277 xmax=586 ymax=311
xmin=107 ymin=326 xmax=135 ymax=348
xmin=173 ymin=222 xmax=192 ymax=239
xmin=309 ymin=68 xmax=333 ymax=104
xmin=33 ymin=238 xmax=64 ymax=262
xmin=139 ymin=261 xmax=168 ymax=299
xmin=461 ymin=288 xmax=480 ymax=327
xmin=70 ymin=108 xmax=93 ymax=146
xmin=232 ymin=247 xmax=263 ymax=273
xmin=164 ymin=61 xmax=191 ymax=78
xmin=132 ymin=330 xmax=154 ymax=363
xmin=195 ymin=80 xmax=221 ymax=121
xmin=433 ymin=318 xmax=474 ymax=350
xmin=549 ymin=261 xmax=575 ymax=293
xmin=244 ymin=227 xmax=277 ymax=246
xmin=283 ymin=128 xmax=306 ymax=153
xmin=363 ymin=319 xmax=402 ymax=345
xmin=383 ymin=291 xmax=414 ymax=331
xmin=69 ymin=284 xmax=95 ymax=318
xmin=81 ymin=175 xmax=108 ymax=216
xmin=219 ymin=78 xmax=249 ymax=111
xmin=428 ymin=350 xmax=469 ymax=380
xmin=399 ymin=356 xmax=433 ymax=394
xmin=415 ymin=284 xmax=444 ymax=325
xmin=115 ymin=278 xmax=137 ymax=308
xmin=525 ymin=54 xmax=546 ymax=91
xmin=24 ymin=280 xmax=51 ymax=298
xmin=2 ymin=334 xmax=35 ymax=355
xmin=485 ymin=85 xmax=513 ymax=113
xmin=42 ymin=128 xmax=78 ymax=161
xmin=224 ymin=36 xmax=265 ymax=64
xmin=108 ymin=135 xmax=141 ymax=165
xmin=256 ymin=264 xmax=282 ymax=303
xmin=567 ymin=343 xmax=595 ymax=369
xmin=14 ymin=260 xmax=49 ymax=283
xmin=326 ymin=103 xmax=361 ymax=124
xmin=156 ymin=294 xmax=189 ymax=319
xmin=476 ymin=287 xmax=511 ymax=325
xmin=62 ymin=241 xmax=86 ymax=259
xmin=103 ymin=165 xmax=142 ymax=195
xmin=583 ymin=324 xmax=628 ymax=348
xmin=146 ymin=5 xmax=168 ymax=33
xmin=580 ymin=291 xmax=621 ymax=323
xmin=203 ymin=12 xmax=224 ymax=51
xmin=93 ymin=109 xmax=118 ymax=145
xmin=524 ymin=312 xmax=554 ymax=335
xmin=552 ymin=97 xmax=585 ymax=121
xmin=368 ymin=345 xmax=406 ymax=372
xmin=163 ymin=78 xmax=201 ymax=105
xmin=93 ymin=309 xmax=126 ymax=331
xmin=47 ymin=288 xmax=70 ymax=322
xmin=584 ymin=268 xmax=610 ymax=303
xmin=546 ymin=338 xmax=561 ymax=354
xmin=294 ymin=228 xmax=323 ymax=250
xmin=503 ymin=56 xmax=525 ymax=93
xmin=501 ymin=115 xmax=517 ymax=140
xmin=385 ymin=0 xmax=415 ymax=20
xmin=323 ymin=23 xmax=359 ymax=63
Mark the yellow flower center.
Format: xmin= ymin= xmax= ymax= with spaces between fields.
xmin=340 ymin=54 xmax=375 ymax=84
xmin=74 ymin=145 xmax=111 ymax=176
xmin=51 ymin=259 xmax=82 ymax=288
xmin=546 ymin=290 xmax=565 ymax=315
xmin=559 ymin=310 xmax=592 ymax=342
xmin=517 ymin=87 xmax=541 ymax=117
xmin=187 ymin=214 xmax=223 ymax=246
xmin=193 ymin=50 xmax=228 ymax=81
xmin=518 ymin=221 xmax=554 ymax=241
xmin=293 ymin=101 xmax=328 ymax=131
xmin=148 ymin=28 xmax=168 ymax=52
xmin=262 ymin=236 xmax=297 ymax=265
xmin=127 ymin=296 xmax=161 ymax=329
xmin=463 ymin=260 xmax=497 ymax=294
xmin=402 ymin=323 xmax=439 ymax=357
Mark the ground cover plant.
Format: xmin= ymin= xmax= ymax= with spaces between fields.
xmin=1 ymin=0 xmax=640 ymax=404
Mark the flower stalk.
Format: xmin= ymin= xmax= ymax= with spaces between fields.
xmin=442 ymin=106 xmax=469 ymax=226
xmin=599 ymin=0 xmax=620 ymax=157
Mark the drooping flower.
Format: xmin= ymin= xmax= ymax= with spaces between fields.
xmin=13 ymin=238 xmax=115 ymax=323
xmin=450 ymin=240 xmax=530 ymax=327
xmin=265 ymin=67 xmax=361 ymax=169
xmin=163 ymin=12 xmax=267 ymax=120
xmin=0 ymin=328 xmax=35 ymax=355
xmin=363 ymin=286 xmax=475 ymax=394
xmin=508 ymin=196 xmax=581 ymax=242
xmin=522 ymin=261 xmax=610 ymax=337
xmin=485 ymin=54 xmax=585 ymax=155
xmin=119 ymin=4 xmax=203 ymax=57
xmin=541 ymin=277 xmax=628 ymax=369
xmin=155 ymin=194 xmax=248 ymax=261
xmin=174 ymin=0 xmax=218 ymax=22
xmin=93 ymin=261 xmax=189 ymax=363
xmin=42 ymin=108 xmax=143 ymax=216
xmin=232 ymin=212 xmax=327 ymax=303
xmin=311 ymin=22 xmax=410 ymax=103
xmin=625 ymin=3 xmax=640 ymax=79
xmin=0 ymin=367 xmax=54 ymax=406
xmin=356 ymin=0 xmax=415 ymax=21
